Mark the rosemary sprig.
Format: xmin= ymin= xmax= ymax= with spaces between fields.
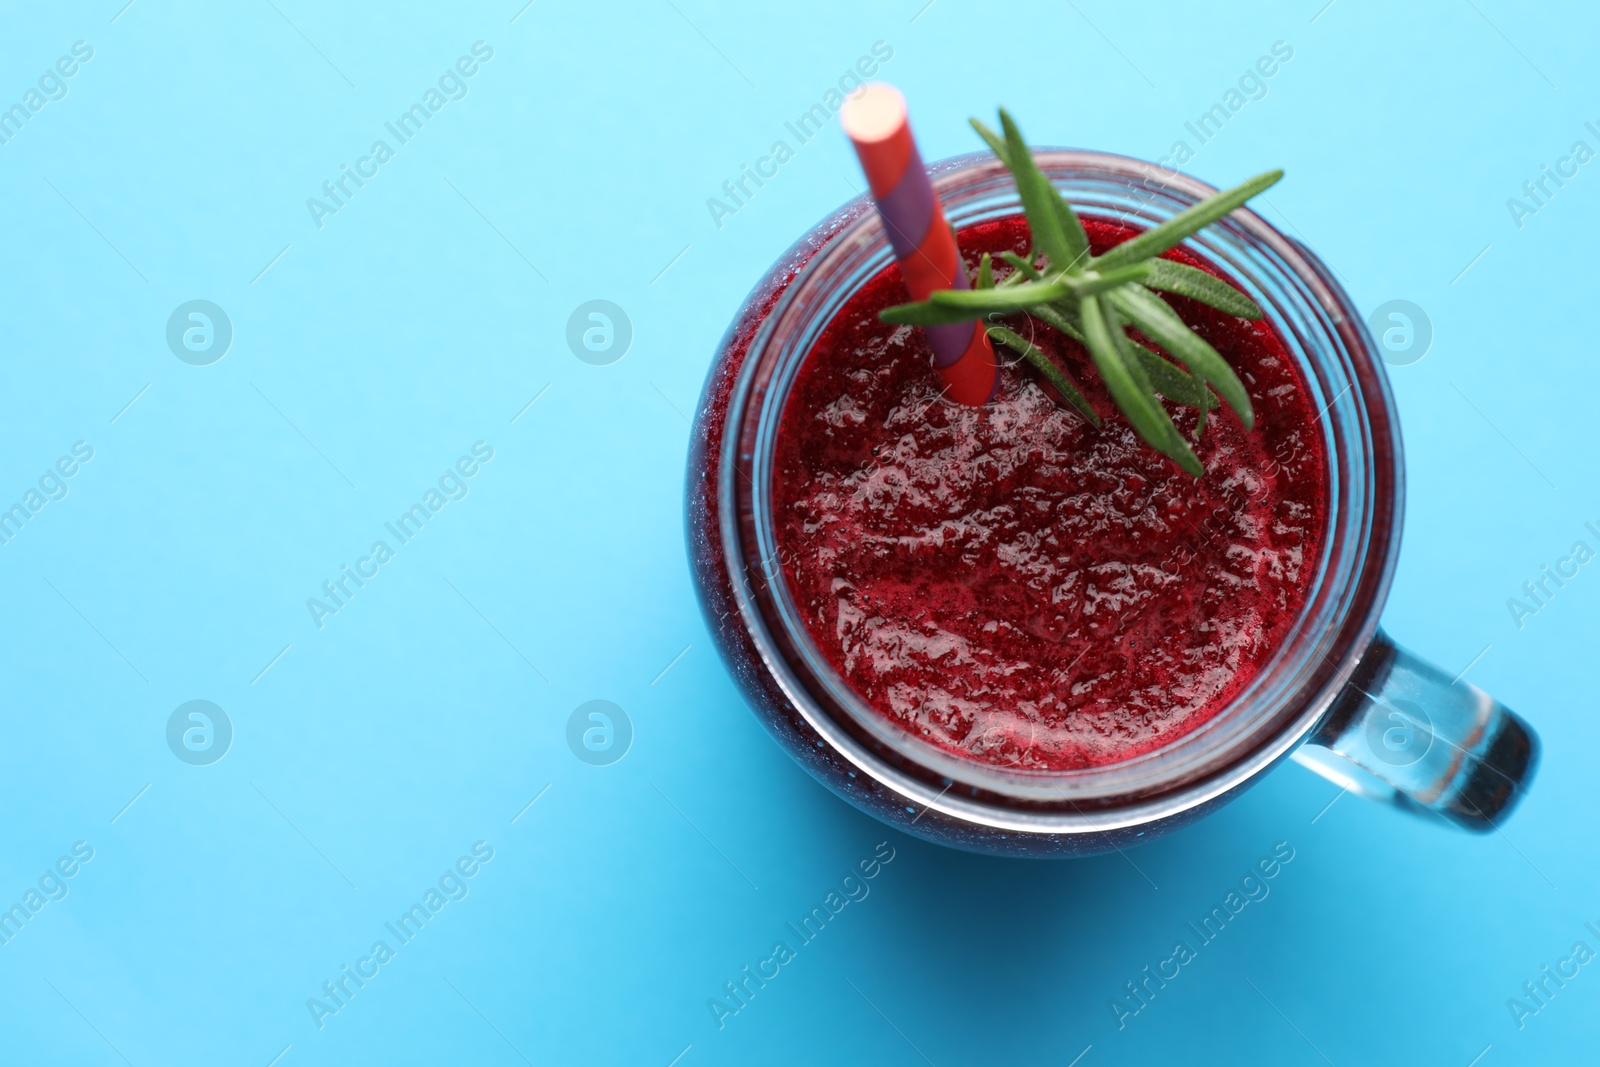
xmin=881 ymin=108 xmax=1282 ymax=475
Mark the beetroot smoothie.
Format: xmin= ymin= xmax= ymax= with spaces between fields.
xmin=765 ymin=216 xmax=1329 ymax=771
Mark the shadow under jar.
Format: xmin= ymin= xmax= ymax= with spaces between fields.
xmin=685 ymin=149 xmax=1538 ymax=857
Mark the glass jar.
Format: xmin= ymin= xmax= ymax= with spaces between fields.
xmin=685 ymin=149 xmax=1538 ymax=856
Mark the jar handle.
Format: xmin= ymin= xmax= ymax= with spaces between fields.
xmin=1290 ymin=630 xmax=1539 ymax=830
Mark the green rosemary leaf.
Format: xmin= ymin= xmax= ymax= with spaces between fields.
xmin=1060 ymin=263 xmax=1152 ymax=299
xmin=998 ymin=109 xmax=1083 ymax=274
xmin=1108 ymin=286 xmax=1254 ymax=429
xmin=1131 ymin=344 xmax=1218 ymax=411
xmin=1129 ymin=263 xmax=1236 ymax=431
xmin=997 ymin=251 xmax=1041 ymax=281
xmin=1120 ymin=283 xmax=1203 ymax=438
xmin=1110 ymin=305 xmax=1203 ymax=473
xmin=969 ymin=118 xmax=1009 ymax=167
xmin=1082 ymin=295 xmax=1182 ymax=466
xmin=986 ymin=324 xmax=1100 ymax=425
xmin=1142 ymin=259 xmax=1264 ymax=320
xmin=1051 ymin=190 xmax=1093 ymax=273
xmin=1032 ymin=302 xmax=1086 ymax=344
xmin=1095 ymin=170 xmax=1283 ymax=271
xmin=977 ymin=252 xmax=994 ymax=290
xmin=879 ymin=300 xmax=985 ymax=327
xmin=977 ymin=116 xmax=1088 ymax=273
xmin=928 ymin=280 xmax=1071 ymax=312
xmin=1112 ymin=317 xmax=1203 ymax=474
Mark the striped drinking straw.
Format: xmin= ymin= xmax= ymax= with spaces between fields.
xmin=841 ymin=84 xmax=999 ymax=406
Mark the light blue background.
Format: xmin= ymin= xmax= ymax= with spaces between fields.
xmin=0 ymin=1 xmax=1594 ymax=1064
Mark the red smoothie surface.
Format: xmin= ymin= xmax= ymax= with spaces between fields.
xmin=771 ymin=216 xmax=1329 ymax=771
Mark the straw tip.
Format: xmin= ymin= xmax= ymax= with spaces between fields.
xmin=840 ymin=83 xmax=906 ymax=144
